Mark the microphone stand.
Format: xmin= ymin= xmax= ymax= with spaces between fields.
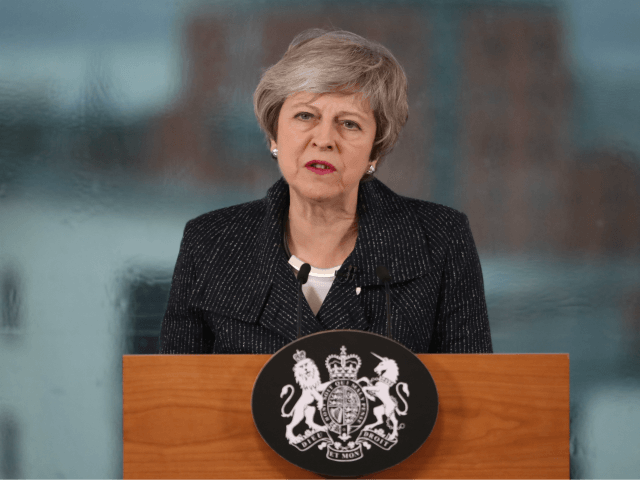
xmin=297 ymin=264 xmax=311 ymax=339
xmin=384 ymin=280 xmax=391 ymax=340
xmin=376 ymin=265 xmax=393 ymax=340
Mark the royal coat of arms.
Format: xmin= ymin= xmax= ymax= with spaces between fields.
xmin=279 ymin=346 xmax=410 ymax=462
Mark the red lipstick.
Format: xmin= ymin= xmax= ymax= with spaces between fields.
xmin=305 ymin=160 xmax=336 ymax=175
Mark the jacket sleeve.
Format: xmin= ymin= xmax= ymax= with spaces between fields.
xmin=429 ymin=214 xmax=493 ymax=353
xmin=159 ymin=221 xmax=215 ymax=354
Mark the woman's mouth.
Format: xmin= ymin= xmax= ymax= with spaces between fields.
xmin=305 ymin=160 xmax=336 ymax=175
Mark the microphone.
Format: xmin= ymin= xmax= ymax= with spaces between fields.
xmin=376 ymin=265 xmax=393 ymax=340
xmin=296 ymin=263 xmax=311 ymax=339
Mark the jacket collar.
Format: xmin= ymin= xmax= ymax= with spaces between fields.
xmin=254 ymin=177 xmax=431 ymax=288
xmin=192 ymin=177 xmax=431 ymax=337
xmin=243 ymin=179 xmax=327 ymax=338
xmin=348 ymin=178 xmax=431 ymax=286
xmin=253 ymin=178 xmax=290 ymax=291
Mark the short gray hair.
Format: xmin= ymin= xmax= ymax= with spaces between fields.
xmin=253 ymin=29 xmax=408 ymax=170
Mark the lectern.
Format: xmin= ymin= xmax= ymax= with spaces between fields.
xmin=123 ymin=354 xmax=569 ymax=478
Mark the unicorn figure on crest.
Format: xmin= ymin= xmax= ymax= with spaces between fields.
xmin=358 ymin=353 xmax=410 ymax=442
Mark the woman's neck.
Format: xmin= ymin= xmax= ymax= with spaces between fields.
xmin=287 ymin=187 xmax=358 ymax=269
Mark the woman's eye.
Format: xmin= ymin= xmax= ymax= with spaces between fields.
xmin=295 ymin=112 xmax=313 ymax=120
xmin=343 ymin=120 xmax=361 ymax=130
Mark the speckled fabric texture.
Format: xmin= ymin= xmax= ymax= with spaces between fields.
xmin=159 ymin=178 xmax=492 ymax=354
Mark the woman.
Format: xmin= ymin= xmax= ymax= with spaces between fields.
xmin=160 ymin=29 xmax=492 ymax=354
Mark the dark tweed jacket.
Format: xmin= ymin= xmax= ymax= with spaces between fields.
xmin=160 ymin=178 xmax=492 ymax=354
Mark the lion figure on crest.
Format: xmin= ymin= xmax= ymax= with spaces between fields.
xmin=359 ymin=353 xmax=410 ymax=442
xmin=280 ymin=351 xmax=331 ymax=444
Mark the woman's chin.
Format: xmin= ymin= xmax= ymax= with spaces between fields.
xmin=291 ymin=182 xmax=348 ymax=204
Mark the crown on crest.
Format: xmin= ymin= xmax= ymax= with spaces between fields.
xmin=325 ymin=346 xmax=362 ymax=381
xmin=293 ymin=350 xmax=307 ymax=363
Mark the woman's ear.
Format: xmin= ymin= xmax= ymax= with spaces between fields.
xmin=270 ymin=139 xmax=277 ymax=151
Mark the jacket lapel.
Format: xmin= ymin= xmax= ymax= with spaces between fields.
xmin=252 ymin=180 xmax=326 ymax=341
xmin=258 ymin=253 xmax=326 ymax=343
xmin=336 ymin=179 xmax=432 ymax=288
xmin=315 ymin=279 xmax=371 ymax=332
xmin=313 ymin=179 xmax=432 ymax=332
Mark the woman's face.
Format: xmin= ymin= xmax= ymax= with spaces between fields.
xmin=271 ymin=91 xmax=377 ymax=205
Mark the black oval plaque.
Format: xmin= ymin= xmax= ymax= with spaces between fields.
xmin=251 ymin=330 xmax=438 ymax=477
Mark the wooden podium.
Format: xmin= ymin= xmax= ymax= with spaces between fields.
xmin=123 ymin=354 xmax=569 ymax=478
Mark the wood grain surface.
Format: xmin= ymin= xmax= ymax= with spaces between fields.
xmin=123 ymin=354 xmax=569 ymax=478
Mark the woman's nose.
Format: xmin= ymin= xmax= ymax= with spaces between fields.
xmin=311 ymin=119 xmax=336 ymax=150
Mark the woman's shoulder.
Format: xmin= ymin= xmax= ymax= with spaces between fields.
xmin=189 ymin=198 xmax=266 ymax=228
xmin=180 ymin=198 xmax=269 ymax=249
xmin=365 ymin=179 xmax=470 ymax=232
xmin=402 ymin=195 xmax=470 ymax=232
xmin=360 ymin=180 xmax=477 ymax=273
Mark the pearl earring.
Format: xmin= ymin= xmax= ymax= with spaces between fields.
xmin=367 ymin=164 xmax=376 ymax=175
xmin=271 ymin=148 xmax=278 ymax=160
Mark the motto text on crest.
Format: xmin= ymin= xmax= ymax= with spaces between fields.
xmin=280 ymin=346 xmax=410 ymax=462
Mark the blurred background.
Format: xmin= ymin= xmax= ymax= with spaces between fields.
xmin=1 ymin=0 xmax=639 ymax=477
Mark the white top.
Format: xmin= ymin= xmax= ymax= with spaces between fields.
xmin=288 ymin=255 xmax=341 ymax=316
